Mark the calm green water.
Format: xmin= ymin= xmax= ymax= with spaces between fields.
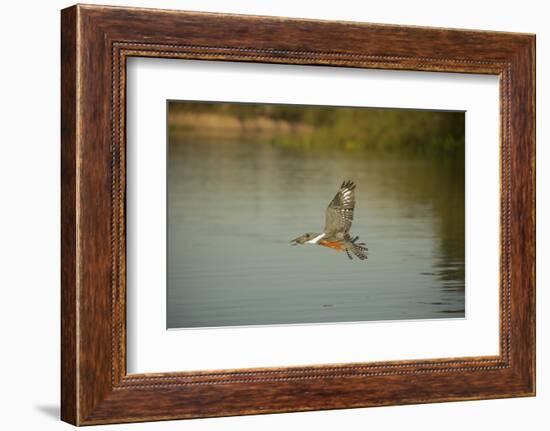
xmin=167 ymin=136 xmax=465 ymax=329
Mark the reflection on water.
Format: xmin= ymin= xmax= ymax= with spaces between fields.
xmin=167 ymin=136 xmax=465 ymax=328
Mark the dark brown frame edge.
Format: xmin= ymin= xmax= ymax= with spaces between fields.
xmin=61 ymin=4 xmax=535 ymax=426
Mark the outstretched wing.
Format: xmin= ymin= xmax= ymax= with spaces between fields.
xmin=324 ymin=180 xmax=356 ymax=235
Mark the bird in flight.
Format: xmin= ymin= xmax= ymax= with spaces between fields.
xmin=290 ymin=181 xmax=368 ymax=261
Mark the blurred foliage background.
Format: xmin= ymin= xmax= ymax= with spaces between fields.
xmin=168 ymin=101 xmax=465 ymax=157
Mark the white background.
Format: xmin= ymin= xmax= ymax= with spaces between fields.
xmin=0 ymin=0 xmax=547 ymax=430
xmin=127 ymin=59 xmax=499 ymax=373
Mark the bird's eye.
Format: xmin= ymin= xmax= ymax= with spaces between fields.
xmin=305 ymin=234 xmax=310 ymax=238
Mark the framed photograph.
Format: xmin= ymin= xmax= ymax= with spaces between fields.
xmin=61 ymin=4 xmax=535 ymax=425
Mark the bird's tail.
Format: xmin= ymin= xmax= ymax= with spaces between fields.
xmin=345 ymin=236 xmax=368 ymax=261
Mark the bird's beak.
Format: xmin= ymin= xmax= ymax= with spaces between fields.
xmin=290 ymin=237 xmax=301 ymax=246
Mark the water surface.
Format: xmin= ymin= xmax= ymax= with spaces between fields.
xmin=167 ymin=136 xmax=465 ymax=328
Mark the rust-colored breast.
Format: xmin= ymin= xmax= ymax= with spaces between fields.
xmin=318 ymin=239 xmax=345 ymax=251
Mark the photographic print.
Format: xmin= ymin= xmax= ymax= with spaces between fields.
xmin=167 ymin=101 xmax=465 ymax=329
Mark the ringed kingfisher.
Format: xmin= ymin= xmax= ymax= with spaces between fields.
xmin=290 ymin=180 xmax=368 ymax=261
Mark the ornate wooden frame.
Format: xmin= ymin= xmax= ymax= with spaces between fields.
xmin=61 ymin=4 xmax=535 ymax=425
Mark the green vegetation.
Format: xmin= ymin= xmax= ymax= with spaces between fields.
xmin=168 ymin=101 xmax=465 ymax=156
